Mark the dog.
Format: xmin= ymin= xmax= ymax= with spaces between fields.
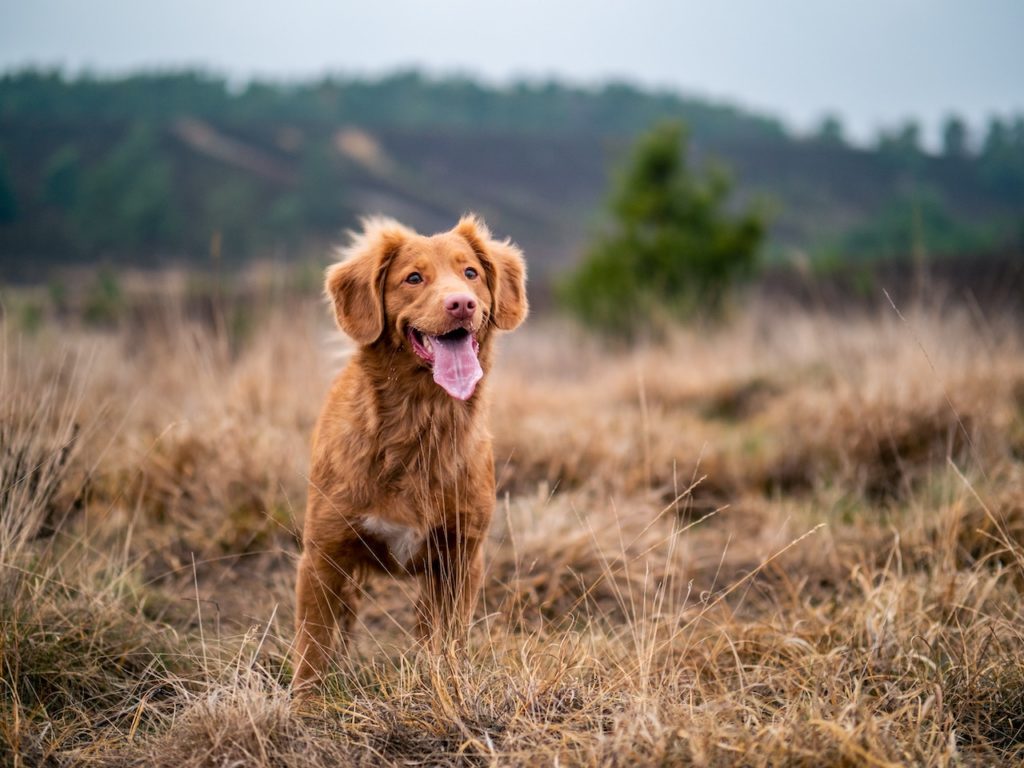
xmin=293 ymin=214 xmax=527 ymax=689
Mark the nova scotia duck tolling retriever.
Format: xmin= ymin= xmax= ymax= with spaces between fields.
xmin=293 ymin=214 xmax=528 ymax=689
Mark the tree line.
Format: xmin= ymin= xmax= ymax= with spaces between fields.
xmin=0 ymin=70 xmax=1022 ymax=278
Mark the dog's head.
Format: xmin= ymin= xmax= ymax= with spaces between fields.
xmin=325 ymin=214 xmax=528 ymax=400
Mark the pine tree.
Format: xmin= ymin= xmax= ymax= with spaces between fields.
xmin=560 ymin=121 xmax=763 ymax=335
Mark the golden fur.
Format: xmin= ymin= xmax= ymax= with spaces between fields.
xmin=293 ymin=214 xmax=528 ymax=689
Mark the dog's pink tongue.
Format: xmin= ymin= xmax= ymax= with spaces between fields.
xmin=430 ymin=334 xmax=482 ymax=400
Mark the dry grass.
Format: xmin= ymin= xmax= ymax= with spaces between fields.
xmin=2 ymin=290 xmax=1024 ymax=766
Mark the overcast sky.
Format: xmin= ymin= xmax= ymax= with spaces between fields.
xmin=2 ymin=0 xmax=1021 ymax=146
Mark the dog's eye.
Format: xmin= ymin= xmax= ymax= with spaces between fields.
xmin=464 ymin=267 xmax=478 ymax=279
xmin=405 ymin=272 xmax=423 ymax=285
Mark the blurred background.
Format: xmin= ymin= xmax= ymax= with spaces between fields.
xmin=0 ymin=0 xmax=1022 ymax=324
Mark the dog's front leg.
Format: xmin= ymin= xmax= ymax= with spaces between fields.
xmin=292 ymin=550 xmax=361 ymax=690
xmin=416 ymin=536 xmax=484 ymax=648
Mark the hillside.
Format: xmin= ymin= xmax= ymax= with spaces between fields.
xmin=1 ymin=70 xmax=1022 ymax=282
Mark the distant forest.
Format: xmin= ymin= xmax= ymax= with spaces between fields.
xmin=0 ymin=69 xmax=1022 ymax=281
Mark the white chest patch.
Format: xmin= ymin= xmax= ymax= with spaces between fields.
xmin=361 ymin=515 xmax=425 ymax=568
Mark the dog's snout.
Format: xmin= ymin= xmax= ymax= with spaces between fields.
xmin=444 ymin=292 xmax=477 ymax=320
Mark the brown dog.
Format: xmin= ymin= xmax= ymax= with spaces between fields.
xmin=293 ymin=214 xmax=527 ymax=689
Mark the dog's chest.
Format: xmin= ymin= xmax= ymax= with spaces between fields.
xmin=361 ymin=515 xmax=425 ymax=568
xmin=375 ymin=399 xmax=477 ymax=488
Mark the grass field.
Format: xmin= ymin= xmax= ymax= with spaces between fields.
xmin=2 ymin=288 xmax=1024 ymax=766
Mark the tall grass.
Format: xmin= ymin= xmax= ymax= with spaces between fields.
xmin=2 ymin=292 xmax=1023 ymax=766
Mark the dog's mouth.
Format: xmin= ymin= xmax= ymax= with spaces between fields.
xmin=406 ymin=326 xmax=483 ymax=400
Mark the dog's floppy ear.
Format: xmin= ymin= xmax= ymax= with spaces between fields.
xmin=325 ymin=217 xmax=410 ymax=344
xmin=455 ymin=214 xmax=528 ymax=331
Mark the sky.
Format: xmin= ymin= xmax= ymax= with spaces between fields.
xmin=2 ymin=0 xmax=1022 ymax=147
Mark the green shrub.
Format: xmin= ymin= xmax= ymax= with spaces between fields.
xmin=560 ymin=121 xmax=763 ymax=336
xmin=83 ymin=266 xmax=123 ymax=326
